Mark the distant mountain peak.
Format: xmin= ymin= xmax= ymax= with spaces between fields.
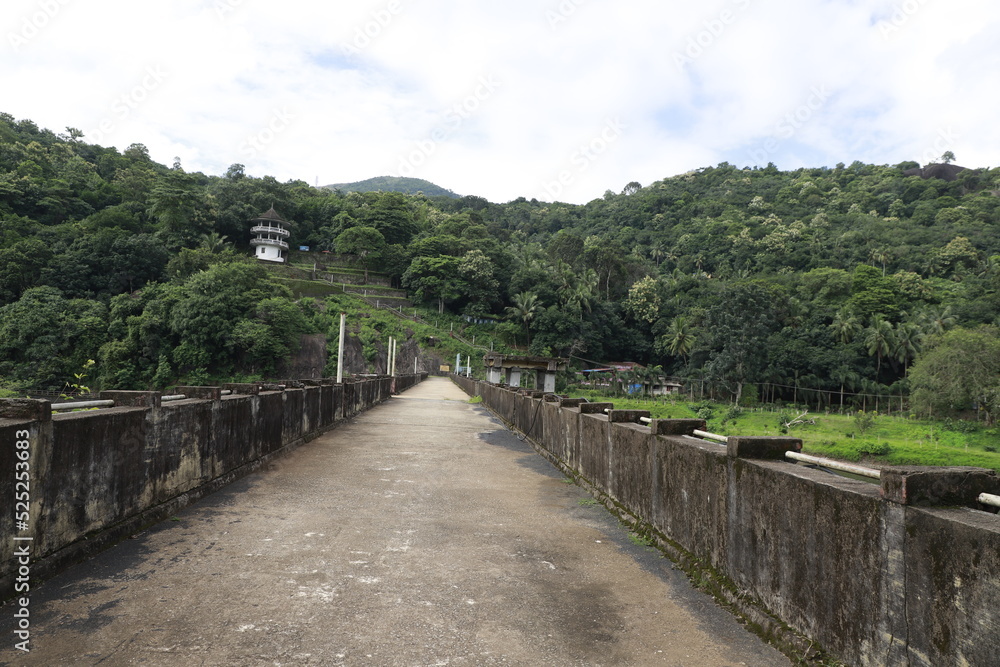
xmin=322 ymin=176 xmax=461 ymax=198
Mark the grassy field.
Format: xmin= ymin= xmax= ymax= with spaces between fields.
xmin=565 ymin=389 xmax=1000 ymax=473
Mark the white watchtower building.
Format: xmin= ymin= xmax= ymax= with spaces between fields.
xmin=250 ymin=206 xmax=291 ymax=263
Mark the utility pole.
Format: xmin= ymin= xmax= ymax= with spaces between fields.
xmin=336 ymin=313 xmax=346 ymax=383
xmin=390 ymin=338 xmax=397 ymax=377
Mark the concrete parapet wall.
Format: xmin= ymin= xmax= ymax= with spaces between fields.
xmin=454 ymin=377 xmax=1000 ymax=667
xmin=0 ymin=374 xmax=425 ymax=596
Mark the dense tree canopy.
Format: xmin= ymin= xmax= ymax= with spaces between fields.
xmin=2 ymin=113 xmax=1000 ymax=415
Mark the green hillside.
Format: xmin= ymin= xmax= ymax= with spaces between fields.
xmin=1 ymin=111 xmax=1000 ymax=429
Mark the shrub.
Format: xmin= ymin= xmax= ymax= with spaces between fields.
xmin=854 ymin=410 xmax=878 ymax=435
xmin=855 ymin=440 xmax=891 ymax=456
xmin=738 ymin=384 xmax=760 ymax=407
xmin=721 ymin=406 xmax=743 ymax=425
xmin=943 ymin=418 xmax=979 ymax=434
xmin=692 ymin=400 xmax=714 ymax=421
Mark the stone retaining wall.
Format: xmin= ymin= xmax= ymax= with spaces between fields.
xmin=0 ymin=374 xmax=427 ymax=595
xmin=453 ymin=376 xmax=1000 ymax=666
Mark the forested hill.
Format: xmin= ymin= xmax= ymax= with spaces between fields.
xmin=324 ymin=176 xmax=460 ymax=198
xmin=1 ymin=112 xmax=999 ymax=420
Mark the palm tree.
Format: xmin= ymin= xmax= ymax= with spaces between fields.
xmin=864 ymin=316 xmax=895 ymax=379
xmin=664 ymin=315 xmax=696 ymax=362
xmin=868 ymin=247 xmax=890 ymax=276
xmin=893 ymin=322 xmax=923 ymax=374
xmin=830 ymin=307 xmax=861 ymax=344
xmin=506 ymin=292 xmax=540 ymax=347
xmin=568 ymin=269 xmax=599 ymax=321
xmin=918 ymin=305 xmax=956 ymax=337
xmin=198 ymin=232 xmax=229 ymax=253
xmin=650 ymin=243 xmax=666 ymax=267
xmin=830 ymin=365 xmax=860 ymax=413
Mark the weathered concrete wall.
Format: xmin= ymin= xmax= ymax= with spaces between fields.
xmin=453 ymin=376 xmax=1000 ymax=667
xmin=0 ymin=373 xmax=427 ymax=595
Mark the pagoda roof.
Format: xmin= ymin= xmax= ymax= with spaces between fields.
xmin=252 ymin=206 xmax=290 ymax=224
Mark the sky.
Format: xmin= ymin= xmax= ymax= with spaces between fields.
xmin=3 ymin=0 xmax=1000 ymax=204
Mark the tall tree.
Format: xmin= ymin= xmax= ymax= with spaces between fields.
xmin=701 ymin=282 xmax=784 ymax=405
xmin=910 ymin=326 xmax=1000 ymax=423
xmin=401 ymin=255 xmax=462 ymax=314
xmin=506 ymin=291 xmax=540 ymax=347
xmin=335 ymin=226 xmax=385 ymax=282
xmin=864 ymin=315 xmax=895 ymax=379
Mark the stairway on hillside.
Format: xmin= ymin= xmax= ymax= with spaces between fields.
xmin=282 ymin=251 xmax=413 ymax=308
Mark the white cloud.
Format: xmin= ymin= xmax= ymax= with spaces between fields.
xmin=2 ymin=0 xmax=998 ymax=203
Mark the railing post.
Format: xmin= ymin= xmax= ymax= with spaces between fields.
xmin=881 ymin=467 xmax=1000 ymax=508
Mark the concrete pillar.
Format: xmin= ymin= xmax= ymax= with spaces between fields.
xmin=881 ymin=467 xmax=1000 ymax=508
xmin=727 ymin=437 xmax=803 ymax=460
xmin=541 ymin=371 xmax=557 ymax=393
xmin=487 ymin=367 xmax=503 ymax=384
xmin=98 ymin=391 xmax=162 ymax=408
xmin=172 ymin=386 xmax=222 ymax=401
xmin=508 ymin=367 xmax=522 ymax=388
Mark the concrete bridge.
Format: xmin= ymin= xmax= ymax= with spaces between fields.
xmin=1 ymin=378 xmax=786 ymax=665
xmin=2 ymin=375 xmax=999 ymax=665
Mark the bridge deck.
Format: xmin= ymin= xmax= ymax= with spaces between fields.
xmin=1 ymin=377 xmax=787 ymax=665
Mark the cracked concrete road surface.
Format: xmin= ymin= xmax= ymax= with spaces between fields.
xmin=0 ymin=377 xmax=788 ymax=666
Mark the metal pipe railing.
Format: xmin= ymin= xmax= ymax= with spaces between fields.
xmin=693 ymin=429 xmax=729 ymax=443
xmin=592 ymin=411 xmax=1000 ymax=508
xmin=786 ymin=451 xmax=881 ymax=480
xmin=980 ymin=493 xmax=1000 ymax=508
xmin=51 ymin=400 xmax=115 ymax=412
xmin=161 ymin=395 xmax=186 ymax=402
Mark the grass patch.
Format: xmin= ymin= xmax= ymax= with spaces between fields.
xmin=467 ymin=395 xmax=483 ymax=404
xmin=561 ymin=392 xmax=1000 ymax=472
xmin=627 ymin=532 xmax=656 ymax=547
